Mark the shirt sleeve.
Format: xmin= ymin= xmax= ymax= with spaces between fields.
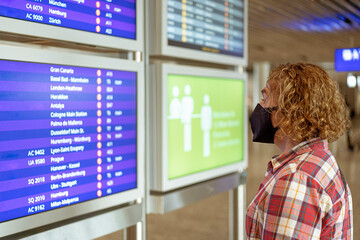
xmin=261 ymin=173 xmax=324 ymax=239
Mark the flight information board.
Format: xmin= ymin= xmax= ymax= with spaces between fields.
xmin=167 ymin=0 xmax=244 ymax=57
xmin=0 ymin=59 xmax=137 ymax=223
xmin=0 ymin=0 xmax=136 ymax=39
xmin=335 ymin=48 xmax=360 ymax=71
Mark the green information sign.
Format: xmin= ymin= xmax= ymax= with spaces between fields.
xmin=167 ymin=74 xmax=245 ymax=179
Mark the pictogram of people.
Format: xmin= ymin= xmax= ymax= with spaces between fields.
xmin=169 ymin=86 xmax=182 ymax=118
xmin=201 ymin=94 xmax=212 ymax=157
xmin=181 ymin=85 xmax=194 ymax=152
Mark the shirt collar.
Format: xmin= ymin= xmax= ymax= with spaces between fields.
xmin=270 ymin=138 xmax=328 ymax=171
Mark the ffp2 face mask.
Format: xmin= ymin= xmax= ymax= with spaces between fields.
xmin=249 ymin=104 xmax=278 ymax=143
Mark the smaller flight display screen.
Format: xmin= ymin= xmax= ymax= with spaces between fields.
xmin=167 ymin=0 xmax=244 ymax=57
xmin=0 ymin=0 xmax=136 ymax=40
xmin=0 ymin=59 xmax=137 ymax=223
xmin=335 ymin=48 xmax=360 ymax=72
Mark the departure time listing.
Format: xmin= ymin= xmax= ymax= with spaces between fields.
xmin=0 ymin=0 xmax=136 ymax=39
xmin=0 ymin=59 xmax=137 ymax=223
xmin=167 ymin=0 xmax=244 ymax=57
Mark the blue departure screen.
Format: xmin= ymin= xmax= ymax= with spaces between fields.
xmin=0 ymin=0 xmax=136 ymax=39
xmin=0 ymin=59 xmax=137 ymax=223
xmin=335 ymin=48 xmax=360 ymax=72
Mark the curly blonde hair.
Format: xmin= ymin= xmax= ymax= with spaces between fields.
xmin=268 ymin=63 xmax=351 ymax=143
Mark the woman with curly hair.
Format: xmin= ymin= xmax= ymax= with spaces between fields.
xmin=247 ymin=63 xmax=353 ymax=239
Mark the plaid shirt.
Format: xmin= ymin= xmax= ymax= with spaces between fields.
xmin=246 ymin=138 xmax=353 ymax=239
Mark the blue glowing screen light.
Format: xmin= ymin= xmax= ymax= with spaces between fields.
xmin=282 ymin=15 xmax=356 ymax=33
xmin=281 ymin=10 xmax=360 ymax=33
xmin=335 ymin=48 xmax=360 ymax=72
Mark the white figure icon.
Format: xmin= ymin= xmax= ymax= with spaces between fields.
xmin=181 ymin=85 xmax=194 ymax=152
xmin=201 ymin=94 xmax=212 ymax=157
xmin=169 ymin=86 xmax=182 ymax=118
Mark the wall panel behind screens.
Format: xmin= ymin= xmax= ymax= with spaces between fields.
xmin=0 ymin=47 xmax=143 ymax=237
xmin=0 ymin=0 xmax=143 ymax=51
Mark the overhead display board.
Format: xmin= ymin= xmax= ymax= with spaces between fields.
xmin=0 ymin=45 xmax=144 ymax=238
xmin=0 ymin=0 xmax=143 ymax=51
xmin=149 ymin=64 xmax=247 ymax=192
xmin=335 ymin=48 xmax=360 ymax=72
xmin=149 ymin=0 xmax=247 ymax=65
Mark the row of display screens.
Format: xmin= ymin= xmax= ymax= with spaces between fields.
xmin=0 ymin=0 xmax=246 ymax=65
xmin=0 ymin=48 xmax=246 ymax=237
xmin=0 ymin=0 xmax=247 ymax=236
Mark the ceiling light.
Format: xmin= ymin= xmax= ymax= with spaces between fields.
xmin=347 ymin=73 xmax=356 ymax=88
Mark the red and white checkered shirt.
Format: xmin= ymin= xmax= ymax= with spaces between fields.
xmin=246 ymin=138 xmax=353 ymax=239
